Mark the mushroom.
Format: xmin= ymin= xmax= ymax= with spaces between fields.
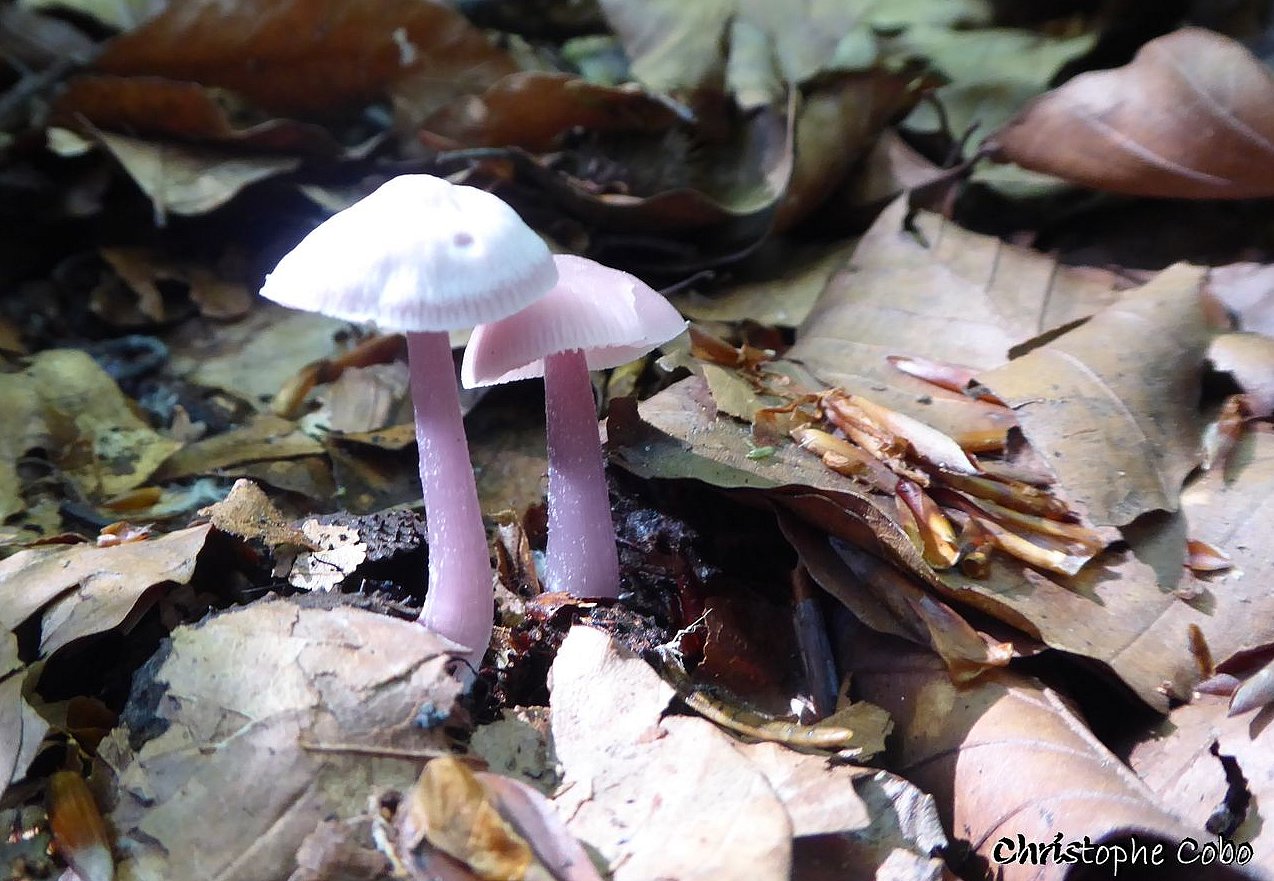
xmin=461 ymin=254 xmax=686 ymax=599
xmin=260 ymin=174 xmax=557 ymax=658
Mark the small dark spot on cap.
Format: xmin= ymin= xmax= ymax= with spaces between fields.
xmin=453 ymin=231 xmax=474 ymax=247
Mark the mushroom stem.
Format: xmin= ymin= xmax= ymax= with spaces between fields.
xmin=543 ymin=348 xmax=621 ymax=598
xmin=408 ymin=330 xmax=493 ymax=659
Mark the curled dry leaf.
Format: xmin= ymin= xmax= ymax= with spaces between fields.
xmin=779 ymin=513 xmax=1011 ymax=682
xmin=989 ymin=28 xmax=1274 ymax=199
xmin=842 ymin=627 xmax=1239 ymax=881
xmin=0 ymin=524 xmax=211 ymax=656
xmin=95 ymin=131 xmax=301 ymax=220
xmin=102 ymin=601 xmax=470 ymax=881
xmin=976 ymin=263 xmax=1212 ymax=527
xmin=398 ymin=757 xmax=604 ymax=881
xmin=93 ymin=0 xmax=517 ymax=119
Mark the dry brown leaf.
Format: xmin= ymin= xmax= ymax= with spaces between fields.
xmin=786 ymin=198 xmax=1122 ymax=441
xmin=153 ymin=413 xmax=324 ymax=481
xmin=989 ymin=28 xmax=1274 ymax=199
xmin=97 ymin=247 xmax=253 ymax=324
xmin=399 ymin=757 xmax=546 ymax=881
xmin=53 ymin=76 xmax=345 ymax=155
xmin=102 ymin=600 xmax=469 ymax=881
xmin=19 ymin=349 xmax=182 ymax=501
xmin=47 ymin=770 xmax=115 ymax=881
xmin=0 ymin=525 xmax=210 ymax=656
xmin=93 ymin=0 xmax=517 ymax=119
xmin=976 ymin=263 xmax=1211 ymax=526
xmin=1125 ymin=694 xmax=1271 ymax=859
xmin=198 ymin=478 xmax=310 ymax=548
xmin=165 ymin=302 xmax=352 ymax=411
xmin=96 ymin=131 xmax=301 ymax=221
xmin=842 ymin=627 xmax=1237 ymax=881
xmin=0 ymin=670 xmax=50 ymax=794
xmin=607 ymin=378 xmax=926 ymax=580
xmin=422 ymin=72 xmax=679 ymax=152
xmin=549 ymin=626 xmax=793 ymax=880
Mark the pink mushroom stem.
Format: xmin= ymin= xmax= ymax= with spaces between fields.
xmin=543 ymin=348 xmax=621 ymax=599
xmin=408 ymin=330 xmax=494 ymax=658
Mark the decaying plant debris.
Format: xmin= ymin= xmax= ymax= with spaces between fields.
xmin=4 ymin=1 xmax=1274 ymax=880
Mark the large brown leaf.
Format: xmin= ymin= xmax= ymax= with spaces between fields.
xmin=988 ymin=28 xmax=1274 ymax=199
xmin=976 ymin=263 xmax=1212 ymax=526
xmin=93 ymin=0 xmax=517 ymax=119
xmin=842 ymin=627 xmax=1263 ymax=881
xmin=102 ymin=600 xmax=469 ymax=881
xmin=786 ymin=198 xmax=1123 ymax=440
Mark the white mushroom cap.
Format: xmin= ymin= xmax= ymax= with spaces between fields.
xmin=461 ymin=254 xmax=688 ymax=387
xmin=260 ymin=175 xmax=557 ymax=331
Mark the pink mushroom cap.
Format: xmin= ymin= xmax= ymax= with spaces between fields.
xmin=461 ymin=254 xmax=687 ymax=387
xmin=260 ymin=174 xmax=557 ymax=331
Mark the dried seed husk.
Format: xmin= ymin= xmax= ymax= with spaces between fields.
xmin=1230 ymin=657 xmax=1274 ymax=716
xmin=967 ymin=514 xmax=1091 ymax=577
xmin=845 ymin=393 xmax=979 ymax=474
xmin=934 ymin=470 xmax=1073 ymax=521
xmin=934 ymin=489 xmax=1103 ymax=552
xmin=792 ymin=427 xmax=899 ymax=492
xmin=896 ymin=478 xmax=959 ymax=569
xmin=1186 ymin=538 xmax=1233 ymax=572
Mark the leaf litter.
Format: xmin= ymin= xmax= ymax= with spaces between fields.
xmin=4 ymin=1 xmax=1274 ymax=880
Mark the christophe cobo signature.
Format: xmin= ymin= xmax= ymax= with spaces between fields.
xmin=993 ymin=833 xmax=1255 ymax=874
